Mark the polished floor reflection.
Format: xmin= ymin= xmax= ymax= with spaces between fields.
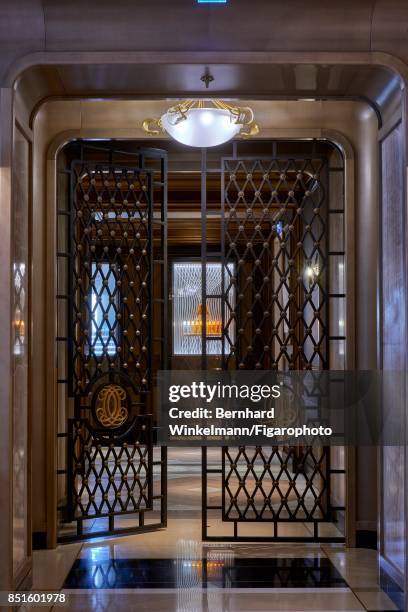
xmin=64 ymin=556 xmax=347 ymax=589
xmin=26 ymin=448 xmax=401 ymax=611
xmin=26 ymin=538 xmax=400 ymax=611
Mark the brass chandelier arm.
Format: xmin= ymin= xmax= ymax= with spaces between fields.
xmin=142 ymin=117 xmax=164 ymax=135
xmin=239 ymin=122 xmax=260 ymax=138
xmin=213 ymin=100 xmax=254 ymax=126
xmin=168 ymin=100 xmax=195 ymax=114
xmin=167 ymin=100 xmax=196 ymax=124
xmin=236 ymin=106 xmax=255 ymax=125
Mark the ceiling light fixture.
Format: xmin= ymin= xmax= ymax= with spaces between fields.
xmin=143 ymin=100 xmax=259 ymax=148
xmin=142 ymin=75 xmax=259 ymax=148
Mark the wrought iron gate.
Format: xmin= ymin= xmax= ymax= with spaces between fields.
xmin=56 ymin=144 xmax=168 ymax=541
xmin=56 ymin=139 xmax=345 ymax=544
xmin=201 ymin=145 xmax=346 ymax=542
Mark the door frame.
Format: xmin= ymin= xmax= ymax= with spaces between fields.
xmin=43 ymin=124 xmax=356 ymax=548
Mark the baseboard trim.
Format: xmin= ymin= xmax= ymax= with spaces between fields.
xmin=32 ymin=531 xmax=47 ymax=550
xmin=355 ymin=529 xmax=377 ymax=550
xmin=355 ymin=520 xmax=377 ymax=531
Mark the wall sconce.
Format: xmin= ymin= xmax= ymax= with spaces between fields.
xmin=305 ymin=256 xmax=320 ymax=287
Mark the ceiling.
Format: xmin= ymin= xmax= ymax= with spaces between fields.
xmin=17 ymin=62 xmax=402 ymax=128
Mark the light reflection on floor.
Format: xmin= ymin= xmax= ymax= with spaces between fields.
xmin=24 ymin=449 xmax=402 ymax=611
xmin=26 ymin=526 xmax=401 ymax=611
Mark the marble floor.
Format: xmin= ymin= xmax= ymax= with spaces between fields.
xmin=22 ymin=449 xmax=402 ymax=611
xmin=26 ymin=534 xmax=400 ymax=611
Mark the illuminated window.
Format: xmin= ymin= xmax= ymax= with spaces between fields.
xmin=89 ymin=262 xmax=118 ymax=356
xmin=172 ymin=262 xmax=235 ymax=356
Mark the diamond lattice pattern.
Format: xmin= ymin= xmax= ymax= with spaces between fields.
xmin=223 ymin=157 xmax=327 ymax=370
xmin=71 ymin=164 xmax=151 ymax=395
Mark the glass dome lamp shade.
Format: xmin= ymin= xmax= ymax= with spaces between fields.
xmin=161 ymin=107 xmax=241 ymax=148
xmin=143 ymin=100 xmax=259 ymax=148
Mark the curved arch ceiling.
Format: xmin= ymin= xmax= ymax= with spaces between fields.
xmin=2 ymin=0 xmax=406 ymax=123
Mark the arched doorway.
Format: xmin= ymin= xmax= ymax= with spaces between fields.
xmin=53 ymin=137 xmax=348 ymax=545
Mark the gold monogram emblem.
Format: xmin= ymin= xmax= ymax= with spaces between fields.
xmin=95 ymin=384 xmax=128 ymax=428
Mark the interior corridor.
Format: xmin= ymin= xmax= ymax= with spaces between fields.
xmin=1 ymin=4 xmax=408 ymax=612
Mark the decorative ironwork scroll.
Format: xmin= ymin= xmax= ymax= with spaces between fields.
xmin=95 ymin=384 xmax=128 ymax=429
